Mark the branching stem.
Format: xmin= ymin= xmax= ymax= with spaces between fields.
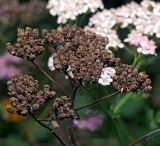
xmin=30 ymin=114 xmax=67 ymax=146
xmin=75 ymin=91 xmax=120 ymax=111
xmin=128 ymin=128 xmax=160 ymax=146
xmin=31 ymin=61 xmax=69 ymax=96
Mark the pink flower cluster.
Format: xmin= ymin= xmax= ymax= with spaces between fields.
xmin=86 ymin=0 xmax=158 ymax=54
xmin=125 ymin=33 xmax=157 ymax=55
xmin=73 ymin=114 xmax=104 ymax=131
xmin=0 ymin=53 xmax=21 ymax=79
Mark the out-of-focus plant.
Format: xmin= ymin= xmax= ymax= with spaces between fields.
xmin=0 ymin=53 xmax=21 ymax=79
xmin=0 ymin=0 xmax=47 ymax=26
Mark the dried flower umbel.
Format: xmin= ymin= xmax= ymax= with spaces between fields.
xmin=44 ymin=25 xmax=119 ymax=84
xmin=53 ymin=96 xmax=74 ymax=119
xmin=6 ymin=25 xmax=153 ymax=146
xmin=7 ymin=27 xmax=44 ymax=61
xmin=113 ymin=64 xmax=152 ymax=92
xmin=7 ymin=74 xmax=56 ymax=116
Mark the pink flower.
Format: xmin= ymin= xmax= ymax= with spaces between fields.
xmin=0 ymin=53 xmax=21 ymax=79
xmin=73 ymin=114 xmax=104 ymax=131
xmin=125 ymin=33 xmax=157 ymax=55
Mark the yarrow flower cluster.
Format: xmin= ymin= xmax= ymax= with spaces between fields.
xmin=47 ymin=0 xmax=104 ymax=24
xmin=52 ymin=96 xmax=74 ymax=119
xmin=5 ymin=24 xmax=153 ymax=146
xmin=7 ymin=27 xmax=44 ymax=61
xmin=45 ymin=25 xmax=152 ymax=92
xmin=85 ymin=8 xmax=125 ymax=49
xmin=7 ymin=74 xmax=56 ymax=116
xmin=44 ymin=25 xmax=119 ymax=85
xmin=86 ymin=0 xmax=159 ymax=54
xmin=113 ymin=64 xmax=152 ymax=92
xmin=7 ymin=25 xmax=152 ymax=94
xmin=125 ymin=32 xmax=157 ymax=55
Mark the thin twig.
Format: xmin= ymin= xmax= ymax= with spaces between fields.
xmin=83 ymin=86 xmax=124 ymax=146
xmin=66 ymin=74 xmax=75 ymax=88
xmin=128 ymin=128 xmax=160 ymax=146
xmin=71 ymin=83 xmax=81 ymax=99
xmin=75 ymin=91 xmax=120 ymax=111
xmin=82 ymin=85 xmax=110 ymax=113
xmin=31 ymin=61 xmax=69 ymax=96
xmin=30 ymin=114 xmax=67 ymax=146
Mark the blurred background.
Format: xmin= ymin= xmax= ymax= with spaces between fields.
xmin=1 ymin=0 xmax=160 ymax=146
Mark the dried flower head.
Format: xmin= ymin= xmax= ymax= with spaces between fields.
xmin=52 ymin=96 xmax=74 ymax=119
xmin=44 ymin=25 xmax=119 ymax=83
xmin=7 ymin=74 xmax=56 ymax=116
xmin=7 ymin=27 xmax=44 ymax=61
xmin=113 ymin=64 xmax=152 ymax=92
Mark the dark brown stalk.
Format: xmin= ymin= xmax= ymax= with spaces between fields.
xmin=71 ymin=83 xmax=81 ymax=99
xmin=128 ymin=128 xmax=160 ymax=146
xmin=31 ymin=61 xmax=69 ymax=96
xmin=75 ymin=91 xmax=120 ymax=111
xmin=31 ymin=114 xmax=67 ymax=146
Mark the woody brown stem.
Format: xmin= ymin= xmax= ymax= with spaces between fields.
xmin=128 ymin=128 xmax=160 ymax=146
xmin=71 ymin=83 xmax=81 ymax=99
xmin=75 ymin=91 xmax=120 ymax=111
xmin=31 ymin=61 xmax=69 ymax=97
xmin=31 ymin=114 xmax=67 ymax=146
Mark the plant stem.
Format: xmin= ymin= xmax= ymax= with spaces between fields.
xmin=112 ymin=92 xmax=130 ymax=117
xmin=132 ymin=53 xmax=141 ymax=67
xmin=119 ymin=118 xmax=132 ymax=141
xmin=71 ymin=83 xmax=81 ymax=99
xmin=25 ymin=122 xmax=39 ymax=146
xmin=112 ymin=119 xmax=124 ymax=146
xmin=83 ymin=86 xmax=124 ymax=146
xmin=31 ymin=61 xmax=69 ymax=96
xmin=128 ymin=128 xmax=160 ymax=146
xmin=75 ymin=91 xmax=120 ymax=111
xmin=30 ymin=114 xmax=67 ymax=146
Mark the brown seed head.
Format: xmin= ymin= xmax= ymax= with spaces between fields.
xmin=7 ymin=74 xmax=56 ymax=116
xmin=52 ymin=96 xmax=74 ymax=119
xmin=7 ymin=27 xmax=44 ymax=61
xmin=113 ymin=64 xmax=152 ymax=92
xmin=43 ymin=25 xmax=120 ymax=83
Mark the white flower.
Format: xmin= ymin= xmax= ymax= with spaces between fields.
xmin=66 ymin=66 xmax=74 ymax=78
xmin=85 ymin=27 xmax=124 ymax=49
xmin=48 ymin=55 xmax=55 ymax=71
xmin=98 ymin=67 xmax=116 ymax=86
xmin=47 ymin=0 xmax=104 ymax=24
